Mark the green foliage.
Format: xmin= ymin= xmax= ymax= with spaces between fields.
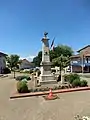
xmin=63 ymin=74 xmax=70 ymax=82
xmin=37 ymin=70 xmax=41 ymax=76
xmin=3 ymin=67 xmax=11 ymax=74
xmin=64 ymin=73 xmax=80 ymax=84
xmin=80 ymin=80 xmax=88 ymax=87
xmin=72 ymin=79 xmax=81 ymax=87
xmin=29 ymin=69 xmax=33 ymax=74
xmin=6 ymin=54 xmax=20 ymax=70
xmin=17 ymin=81 xmax=29 ymax=93
xmin=33 ymin=45 xmax=73 ymax=67
xmin=51 ymin=45 xmax=73 ymax=60
xmin=69 ymin=74 xmax=80 ymax=84
xmin=64 ymin=74 xmax=88 ymax=88
xmin=16 ymin=75 xmax=31 ymax=81
xmin=57 ymin=75 xmax=61 ymax=82
xmin=22 ymin=78 xmax=28 ymax=83
xmin=51 ymin=69 xmax=56 ymax=73
xmin=33 ymin=51 xmax=42 ymax=67
xmin=52 ymin=55 xmax=70 ymax=69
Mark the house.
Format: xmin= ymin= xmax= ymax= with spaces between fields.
xmin=0 ymin=52 xmax=7 ymax=74
xmin=19 ymin=59 xmax=34 ymax=70
xmin=71 ymin=45 xmax=90 ymax=73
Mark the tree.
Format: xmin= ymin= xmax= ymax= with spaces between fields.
xmin=33 ymin=45 xmax=73 ymax=67
xmin=52 ymin=55 xmax=70 ymax=70
xmin=52 ymin=55 xmax=70 ymax=81
xmin=33 ymin=51 xmax=42 ymax=67
xmin=6 ymin=54 xmax=20 ymax=71
xmin=50 ymin=45 xmax=73 ymax=60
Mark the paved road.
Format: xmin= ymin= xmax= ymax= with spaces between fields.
xmin=0 ymin=74 xmax=90 ymax=120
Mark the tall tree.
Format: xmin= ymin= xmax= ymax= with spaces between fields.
xmin=52 ymin=55 xmax=70 ymax=81
xmin=52 ymin=55 xmax=70 ymax=70
xmin=33 ymin=51 xmax=42 ymax=67
xmin=52 ymin=45 xmax=73 ymax=58
xmin=6 ymin=54 xmax=20 ymax=70
xmin=33 ymin=45 xmax=73 ymax=67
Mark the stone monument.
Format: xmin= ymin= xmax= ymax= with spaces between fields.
xmin=39 ymin=32 xmax=57 ymax=85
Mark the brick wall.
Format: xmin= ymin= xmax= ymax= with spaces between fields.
xmin=80 ymin=46 xmax=90 ymax=55
xmin=72 ymin=66 xmax=82 ymax=73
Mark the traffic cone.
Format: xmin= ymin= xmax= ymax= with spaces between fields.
xmin=47 ymin=88 xmax=53 ymax=99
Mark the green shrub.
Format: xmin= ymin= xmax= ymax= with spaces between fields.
xmin=72 ymin=79 xmax=81 ymax=87
xmin=64 ymin=74 xmax=70 ymax=82
xmin=33 ymin=72 xmax=36 ymax=75
xmin=80 ymin=80 xmax=88 ymax=87
xmin=70 ymin=74 xmax=80 ymax=84
xmin=16 ymin=75 xmax=31 ymax=81
xmin=3 ymin=67 xmax=11 ymax=74
xmin=37 ymin=70 xmax=41 ymax=76
xmin=64 ymin=73 xmax=80 ymax=84
xmin=61 ymin=85 xmax=66 ymax=89
xmin=30 ymin=69 xmax=33 ymax=74
xmin=23 ymin=71 xmax=30 ymax=73
xmin=51 ymin=69 xmax=56 ymax=73
xmin=34 ymin=68 xmax=39 ymax=72
xmin=17 ymin=81 xmax=29 ymax=93
xmin=22 ymin=78 xmax=28 ymax=83
xmin=57 ymin=75 xmax=61 ymax=82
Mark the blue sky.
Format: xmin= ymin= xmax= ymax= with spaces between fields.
xmin=0 ymin=0 xmax=90 ymax=60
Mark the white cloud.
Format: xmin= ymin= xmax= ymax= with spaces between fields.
xmin=26 ymin=55 xmax=35 ymax=61
xmin=20 ymin=55 xmax=35 ymax=62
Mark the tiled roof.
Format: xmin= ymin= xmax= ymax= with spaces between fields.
xmin=0 ymin=52 xmax=7 ymax=56
xmin=20 ymin=59 xmax=33 ymax=65
xmin=77 ymin=45 xmax=90 ymax=52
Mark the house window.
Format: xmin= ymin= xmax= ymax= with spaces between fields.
xmin=72 ymin=61 xmax=78 ymax=63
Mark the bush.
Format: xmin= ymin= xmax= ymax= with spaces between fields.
xmin=69 ymin=74 xmax=80 ymax=84
xmin=37 ymin=70 xmax=41 ymax=76
xmin=72 ymin=79 xmax=81 ymax=87
xmin=64 ymin=74 xmax=70 ymax=82
xmin=22 ymin=78 xmax=28 ymax=83
xmin=51 ymin=69 xmax=56 ymax=73
xmin=80 ymin=80 xmax=88 ymax=87
xmin=16 ymin=75 xmax=31 ymax=81
xmin=57 ymin=75 xmax=61 ymax=82
xmin=17 ymin=81 xmax=29 ymax=93
xmin=3 ymin=67 xmax=11 ymax=74
xmin=64 ymin=73 xmax=80 ymax=84
xmin=30 ymin=69 xmax=33 ymax=74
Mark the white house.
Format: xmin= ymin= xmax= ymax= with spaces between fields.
xmin=0 ymin=52 xmax=7 ymax=74
xmin=19 ymin=59 xmax=34 ymax=70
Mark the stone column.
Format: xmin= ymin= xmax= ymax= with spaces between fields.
xmin=36 ymin=72 xmax=38 ymax=78
xmin=34 ymin=76 xmax=37 ymax=87
xmin=31 ymin=73 xmax=34 ymax=81
xmin=39 ymin=32 xmax=57 ymax=84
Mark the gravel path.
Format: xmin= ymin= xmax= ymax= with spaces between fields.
xmin=0 ymin=73 xmax=90 ymax=120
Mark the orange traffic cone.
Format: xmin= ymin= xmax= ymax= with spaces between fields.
xmin=47 ymin=88 xmax=53 ymax=99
